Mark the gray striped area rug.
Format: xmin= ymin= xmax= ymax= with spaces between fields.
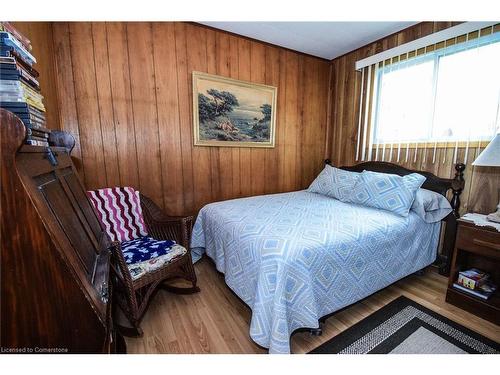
xmin=309 ymin=296 xmax=499 ymax=354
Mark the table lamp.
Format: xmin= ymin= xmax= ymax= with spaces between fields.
xmin=472 ymin=133 xmax=500 ymax=223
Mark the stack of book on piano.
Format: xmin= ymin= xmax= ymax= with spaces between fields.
xmin=0 ymin=22 xmax=50 ymax=147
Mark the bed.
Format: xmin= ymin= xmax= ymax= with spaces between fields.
xmin=191 ymin=161 xmax=465 ymax=353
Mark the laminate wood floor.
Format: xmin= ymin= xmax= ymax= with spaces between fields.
xmin=124 ymin=257 xmax=500 ymax=353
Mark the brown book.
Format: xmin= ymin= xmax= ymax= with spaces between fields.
xmin=8 ymin=51 xmax=40 ymax=78
xmin=0 ymin=22 xmax=32 ymax=51
xmin=26 ymin=128 xmax=50 ymax=139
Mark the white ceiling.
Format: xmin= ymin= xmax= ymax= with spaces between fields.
xmin=200 ymin=22 xmax=418 ymax=60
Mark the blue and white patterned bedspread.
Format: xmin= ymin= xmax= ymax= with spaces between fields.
xmin=191 ymin=191 xmax=440 ymax=353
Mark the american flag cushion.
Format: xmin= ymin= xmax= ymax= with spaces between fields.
xmin=87 ymin=187 xmax=148 ymax=242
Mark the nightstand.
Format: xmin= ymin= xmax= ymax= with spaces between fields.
xmin=446 ymin=218 xmax=500 ymax=325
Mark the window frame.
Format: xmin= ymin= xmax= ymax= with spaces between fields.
xmin=371 ymin=35 xmax=500 ymax=147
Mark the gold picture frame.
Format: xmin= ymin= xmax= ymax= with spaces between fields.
xmin=192 ymin=71 xmax=277 ymax=148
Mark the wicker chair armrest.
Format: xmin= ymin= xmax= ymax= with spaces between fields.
xmin=140 ymin=194 xmax=193 ymax=248
xmin=108 ymin=241 xmax=134 ymax=287
xmin=147 ymin=217 xmax=192 ymax=249
xmin=148 ymin=215 xmax=193 ymax=226
xmin=140 ymin=194 xmax=192 ymax=222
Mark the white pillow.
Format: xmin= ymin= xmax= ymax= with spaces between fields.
xmin=307 ymin=165 xmax=360 ymax=202
xmin=411 ymin=188 xmax=452 ymax=223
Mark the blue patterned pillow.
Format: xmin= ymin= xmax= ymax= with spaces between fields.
xmin=307 ymin=165 xmax=360 ymax=202
xmin=350 ymin=171 xmax=426 ymax=216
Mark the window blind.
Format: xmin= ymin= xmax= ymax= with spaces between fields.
xmin=354 ymin=23 xmax=500 ymax=164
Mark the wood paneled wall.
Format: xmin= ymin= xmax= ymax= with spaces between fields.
xmin=327 ymin=21 xmax=500 ymax=214
xmin=12 ymin=21 xmax=498 ymax=216
xmin=26 ymin=22 xmax=330 ymax=215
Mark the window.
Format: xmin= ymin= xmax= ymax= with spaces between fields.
xmin=372 ymin=33 xmax=500 ymax=146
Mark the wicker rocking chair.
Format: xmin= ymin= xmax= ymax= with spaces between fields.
xmin=87 ymin=188 xmax=199 ymax=337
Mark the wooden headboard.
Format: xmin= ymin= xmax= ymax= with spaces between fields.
xmin=324 ymin=159 xmax=466 ymax=276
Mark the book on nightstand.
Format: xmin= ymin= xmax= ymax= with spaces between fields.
xmin=452 ymin=281 xmax=497 ymax=300
xmin=457 ymin=268 xmax=489 ymax=290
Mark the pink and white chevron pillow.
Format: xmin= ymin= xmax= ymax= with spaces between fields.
xmin=87 ymin=187 xmax=148 ymax=242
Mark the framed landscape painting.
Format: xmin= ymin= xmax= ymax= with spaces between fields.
xmin=192 ymin=71 xmax=277 ymax=148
